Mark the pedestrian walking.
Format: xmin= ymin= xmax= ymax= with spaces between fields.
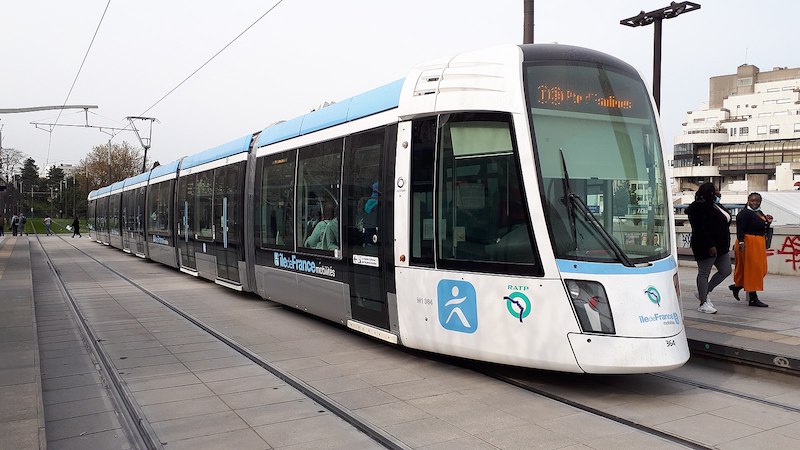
xmin=19 ymin=213 xmax=27 ymax=235
xmin=10 ymin=213 xmax=18 ymax=236
xmin=729 ymin=192 xmax=772 ymax=307
xmin=686 ymin=183 xmax=732 ymax=314
xmin=44 ymin=215 xmax=53 ymax=236
xmin=72 ymin=216 xmax=81 ymax=238
xmin=0 ymin=215 xmax=5 ymax=236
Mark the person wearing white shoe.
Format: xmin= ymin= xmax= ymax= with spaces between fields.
xmin=697 ymin=302 xmax=717 ymax=314
xmin=687 ymin=183 xmax=732 ymax=313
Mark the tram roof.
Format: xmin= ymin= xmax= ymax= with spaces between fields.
xmin=109 ymin=180 xmax=125 ymax=193
xmin=255 ymin=79 xmax=404 ymax=148
xmin=180 ymin=134 xmax=253 ymax=171
xmin=150 ymin=159 xmax=181 ymax=179
xmin=123 ymin=171 xmax=150 ymax=188
xmin=87 ymin=189 xmax=97 ymax=200
xmin=519 ymin=43 xmax=638 ymax=77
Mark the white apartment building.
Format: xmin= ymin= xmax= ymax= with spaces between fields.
xmin=672 ymin=64 xmax=800 ymax=204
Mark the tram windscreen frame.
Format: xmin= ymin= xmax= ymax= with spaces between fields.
xmin=525 ymin=62 xmax=670 ymax=263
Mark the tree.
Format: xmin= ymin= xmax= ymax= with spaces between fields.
xmin=76 ymin=141 xmax=143 ymax=190
xmin=46 ymin=165 xmax=66 ymax=188
xmin=0 ymin=147 xmax=26 ymax=183
xmin=20 ymin=158 xmax=41 ymax=189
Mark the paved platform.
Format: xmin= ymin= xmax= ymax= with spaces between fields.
xmin=678 ymin=262 xmax=800 ymax=372
xmin=1 ymin=233 xmax=799 ymax=449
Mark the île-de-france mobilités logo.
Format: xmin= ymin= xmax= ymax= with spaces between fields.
xmin=437 ymin=280 xmax=478 ymax=333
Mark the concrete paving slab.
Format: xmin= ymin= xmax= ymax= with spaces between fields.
xmin=44 ymin=395 xmax=115 ymax=422
xmin=150 ymin=410 xmax=250 ymax=443
xmin=235 ymin=399 xmax=325 ymax=428
xmin=140 ymin=395 xmax=232 ymax=423
xmin=155 ymin=428 xmax=269 ymax=450
xmin=132 ymin=383 xmax=216 ymax=406
xmin=46 ymin=428 xmax=130 ymax=450
xmin=220 ymin=386 xmax=305 ymax=410
xmin=45 ymin=411 xmax=122 ymax=441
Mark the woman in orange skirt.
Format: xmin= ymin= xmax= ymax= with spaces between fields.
xmin=730 ymin=192 xmax=772 ymax=307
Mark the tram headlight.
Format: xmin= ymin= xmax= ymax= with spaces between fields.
xmin=564 ymin=279 xmax=615 ymax=334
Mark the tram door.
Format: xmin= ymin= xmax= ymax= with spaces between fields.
xmin=213 ymin=164 xmax=242 ymax=283
xmin=177 ymin=175 xmax=197 ymax=271
xmin=133 ymin=186 xmax=146 ymax=256
xmin=345 ymin=127 xmax=396 ymax=330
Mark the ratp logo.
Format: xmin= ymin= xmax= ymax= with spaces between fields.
xmin=645 ymin=286 xmax=661 ymax=307
xmin=437 ymin=280 xmax=478 ymax=333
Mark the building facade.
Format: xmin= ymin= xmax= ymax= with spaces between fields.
xmin=672 ymin=64 xmax=800 ymax=202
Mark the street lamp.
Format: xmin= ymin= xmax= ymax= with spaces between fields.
xmin=620 ymin=1 xmax=701 ymax=112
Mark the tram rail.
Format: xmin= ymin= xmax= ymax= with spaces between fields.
xmin=41 ymin=232 xmax=409 ymax=450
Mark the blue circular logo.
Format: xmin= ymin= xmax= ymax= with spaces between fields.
xmin=645 ymin=286 xmax=661 ymax=306
xmin=505 ymin=292 xmax=531 ymax=321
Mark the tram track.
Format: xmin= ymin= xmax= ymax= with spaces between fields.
xmin=651 ymin=371 xmax=800 ymax=414
xmin=42 ymin=233 xmax=800 ymax=449
xmin=467 ymin=357 xmax=800 ymax=450
xmin=469 ymin=365 xmax=712 ymax=450
xmin=33 ymin=230 xmax=163 ymax=450
xmin=42 ymin=233 xmax=409 ymax=450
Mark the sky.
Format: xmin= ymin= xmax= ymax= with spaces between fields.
xmin=1 ymin=1 xmax=797 ymax=175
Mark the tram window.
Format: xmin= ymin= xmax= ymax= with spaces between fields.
xmin=410 ymin=117 xmax=437 ymax=266
xmin=109 ymin=194 xmax=120 ymax=235
xmin=344 ymin=129 xmax=384 ymax=253
xmin=148 ymin=181 xmax=172 ymax=234
xmin=178 ymin=176 xmax=195 ymax=239
xmin=195 ymin=171 xmax=215 ymax=240
xmin=257 ymin=151 xmax=296 ymax=249
xmin=436 ymin=113 xmax=537 ymax=268
xmin=297 ymin=139 xmax=342 ymax=254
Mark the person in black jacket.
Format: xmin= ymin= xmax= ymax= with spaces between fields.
xmin=71 ymin=216 xmax=82 ymax=238
xmin=729 ymin=192 xmax=772 ymax=307
xmin=686 ymin=183 xmax=732 ymax=314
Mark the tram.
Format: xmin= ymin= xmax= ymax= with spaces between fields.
xmin=87 ymin=44 xmax=689 ymax=373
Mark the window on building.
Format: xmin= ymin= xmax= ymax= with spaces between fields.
xmin=775 ymin=111 xmax=790 ymax=117
xmin=766 ymin=88 xmax=779 ymax=93
xmin=794 ymin=123 xmax=800 ymax=133
xmin=759 ymin=112 xmax=772 ymax=118
xmin=777 ymin=98 xmax=792 ymax=104
xmin=757 ymin=125 xmax=767 ymax=135
xmin=737 ymin=77 xmax=752 ymax=87
xmin=763 ymin=99 xmax=777 ymax=104
xmin=740 ymin=126 xmax=749 ymax=135
xmin=769 ymin=125 xmax=780 ymax=134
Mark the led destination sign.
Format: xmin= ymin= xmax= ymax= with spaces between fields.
xmin=537 ymin=85 xmax=633 ymax=110
xmin=526 ymin=64 xmax=652 ymax=119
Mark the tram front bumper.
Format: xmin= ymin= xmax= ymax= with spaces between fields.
xmin=567 ymin=328 xmax=689 ymax=374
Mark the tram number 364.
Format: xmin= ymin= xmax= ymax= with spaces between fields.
xmin=666 ymin=339 xmax=676 ymax=347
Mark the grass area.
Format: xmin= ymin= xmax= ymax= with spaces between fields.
xmin=17 ymin=218 xmax=89 ymax=235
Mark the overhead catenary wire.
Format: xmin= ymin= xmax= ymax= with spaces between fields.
xmin=133 ymin=0 xmax=287 ymax=120
xmin=45 ymin=0 xmax=112 ymax=169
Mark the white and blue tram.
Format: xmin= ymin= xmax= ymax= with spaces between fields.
xmin=87 ymin=44 xmax=689 ymax=373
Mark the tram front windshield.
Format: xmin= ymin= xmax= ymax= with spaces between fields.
xmin=526 ymin=63 xmax=670 ymax=263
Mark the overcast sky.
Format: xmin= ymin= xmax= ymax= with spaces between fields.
xmin=1 ymin=1 xmax=796 ymax=174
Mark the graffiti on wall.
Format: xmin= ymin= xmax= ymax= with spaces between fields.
xmin=768 ymin=235 xmax=800 ymax=271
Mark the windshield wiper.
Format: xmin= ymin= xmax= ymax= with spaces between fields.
xmin=559 ymin=149 xmax=635 ymax=267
